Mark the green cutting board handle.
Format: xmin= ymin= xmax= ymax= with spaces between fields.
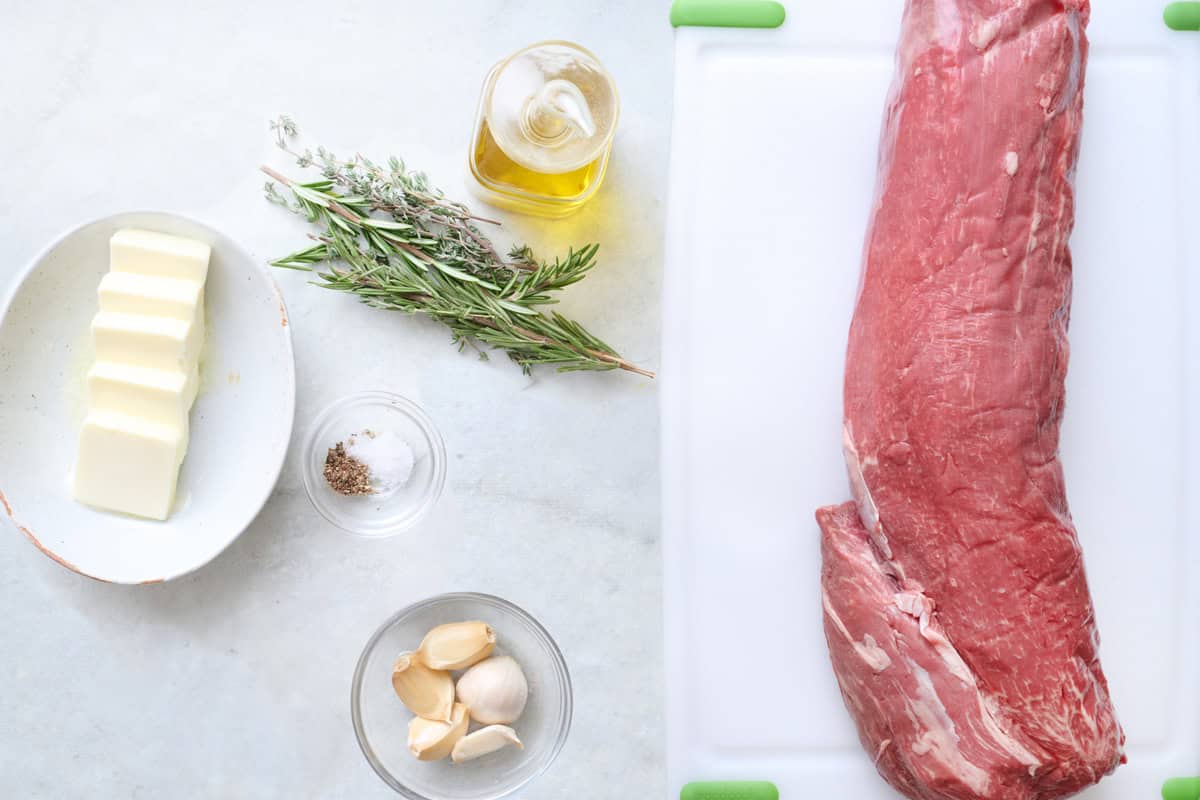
xmin=1164 ymin=777 xmax=1200 ymax=800
xmin=1164 ymin=2 xmax=1200 ymax=30
xmin=680 ymin=781 xmax=780 ymax=800
xmin=670 ymin=0 xmax=786 ymax=29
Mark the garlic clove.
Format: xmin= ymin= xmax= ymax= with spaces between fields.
xmin=408 ymin=702 xmax=469 ymax=761
xmin=450 ymin=725 xmax=524 ymax=764
xmin=455 ymin=655 xmax=529 ymax=725
xmin=418 ymin=621 xmax=497 ymax=671
xmin=392 ymin=651 xmax=455 ymax=722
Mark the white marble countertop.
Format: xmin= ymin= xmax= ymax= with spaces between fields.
xmin=0 ymin=1 xmax=669 ymax=796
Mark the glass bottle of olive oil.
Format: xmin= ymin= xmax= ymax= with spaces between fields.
xmin=467 ymin=41 xmax=619 ymax=218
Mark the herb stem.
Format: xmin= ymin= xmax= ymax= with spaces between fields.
xmin=470 ymin=316 xmax=656 ymax=378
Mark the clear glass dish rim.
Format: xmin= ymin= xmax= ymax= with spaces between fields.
xmin=300 ymin=390 xmax=448 ymax=538
xmin=350 ymin=592 xmax=574 ymax=800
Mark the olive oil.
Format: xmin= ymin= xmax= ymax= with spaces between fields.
xmin=472 ymin=120 xmax=604 ymax=201
xmin=467 ymin=41 xmax=619 ymax=218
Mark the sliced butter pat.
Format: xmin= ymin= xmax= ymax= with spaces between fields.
xmin=98 ymin=271 xmax=204 ymax=323
xmin=87 ymin=362 xmax=199 ymax=428
xmin=72 ymin=410 xmax=188 ymax=520
xmin=110 ymin=228 xmax=211 ymax=282
xmin=98 ymin=271 xmax=205 ymax=348
xmin=92 ymin=311 xmax=203 ymax=374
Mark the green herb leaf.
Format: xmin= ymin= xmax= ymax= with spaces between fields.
xmin=261 ymin=117 xmax=652 ymax=377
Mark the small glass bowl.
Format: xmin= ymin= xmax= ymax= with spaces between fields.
xmin=301 ymin=391 xmax=447 ymax=537
xmin=352 ymin=593 xmax=573 ymax=800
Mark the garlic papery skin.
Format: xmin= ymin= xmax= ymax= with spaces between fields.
xmin=391 ymin=652 xmax=454 ymax=722
xmin=455 ymin=655 xmax=529 ymax=725
xmin=450 ymin=725 xmax=524 ymax=764
xmin=418 ymin=621 xmax=496 ymax=671
xmin=408 ymin=702 xmax=469 ymax=761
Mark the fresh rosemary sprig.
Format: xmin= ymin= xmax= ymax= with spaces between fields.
xmin=262 ymin=116 xmax=651 ymax=377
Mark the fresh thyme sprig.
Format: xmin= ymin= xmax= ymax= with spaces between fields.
xmin=263 ymin=116 xmax=651 ymax=377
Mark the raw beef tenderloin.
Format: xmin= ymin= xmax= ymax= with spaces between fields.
xmin=815 ymin=1 xmax=1124 ymax=798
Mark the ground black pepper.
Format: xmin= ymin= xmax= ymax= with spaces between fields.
xmin=324 ymin=441 xmax=374 ymax=496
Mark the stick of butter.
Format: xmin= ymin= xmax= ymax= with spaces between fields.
xmin=72 ymin=229 xmax=210 ymax=520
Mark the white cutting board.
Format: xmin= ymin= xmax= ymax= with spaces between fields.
xmin=661 ymin=2 xmax=1200 ymax=798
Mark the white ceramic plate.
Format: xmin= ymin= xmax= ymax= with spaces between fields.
xmin=0 ymin=211 xmax=295 ymax=584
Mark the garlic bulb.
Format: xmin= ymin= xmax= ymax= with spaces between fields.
xmin=455 ymin=655 xmax=528 ymax=725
